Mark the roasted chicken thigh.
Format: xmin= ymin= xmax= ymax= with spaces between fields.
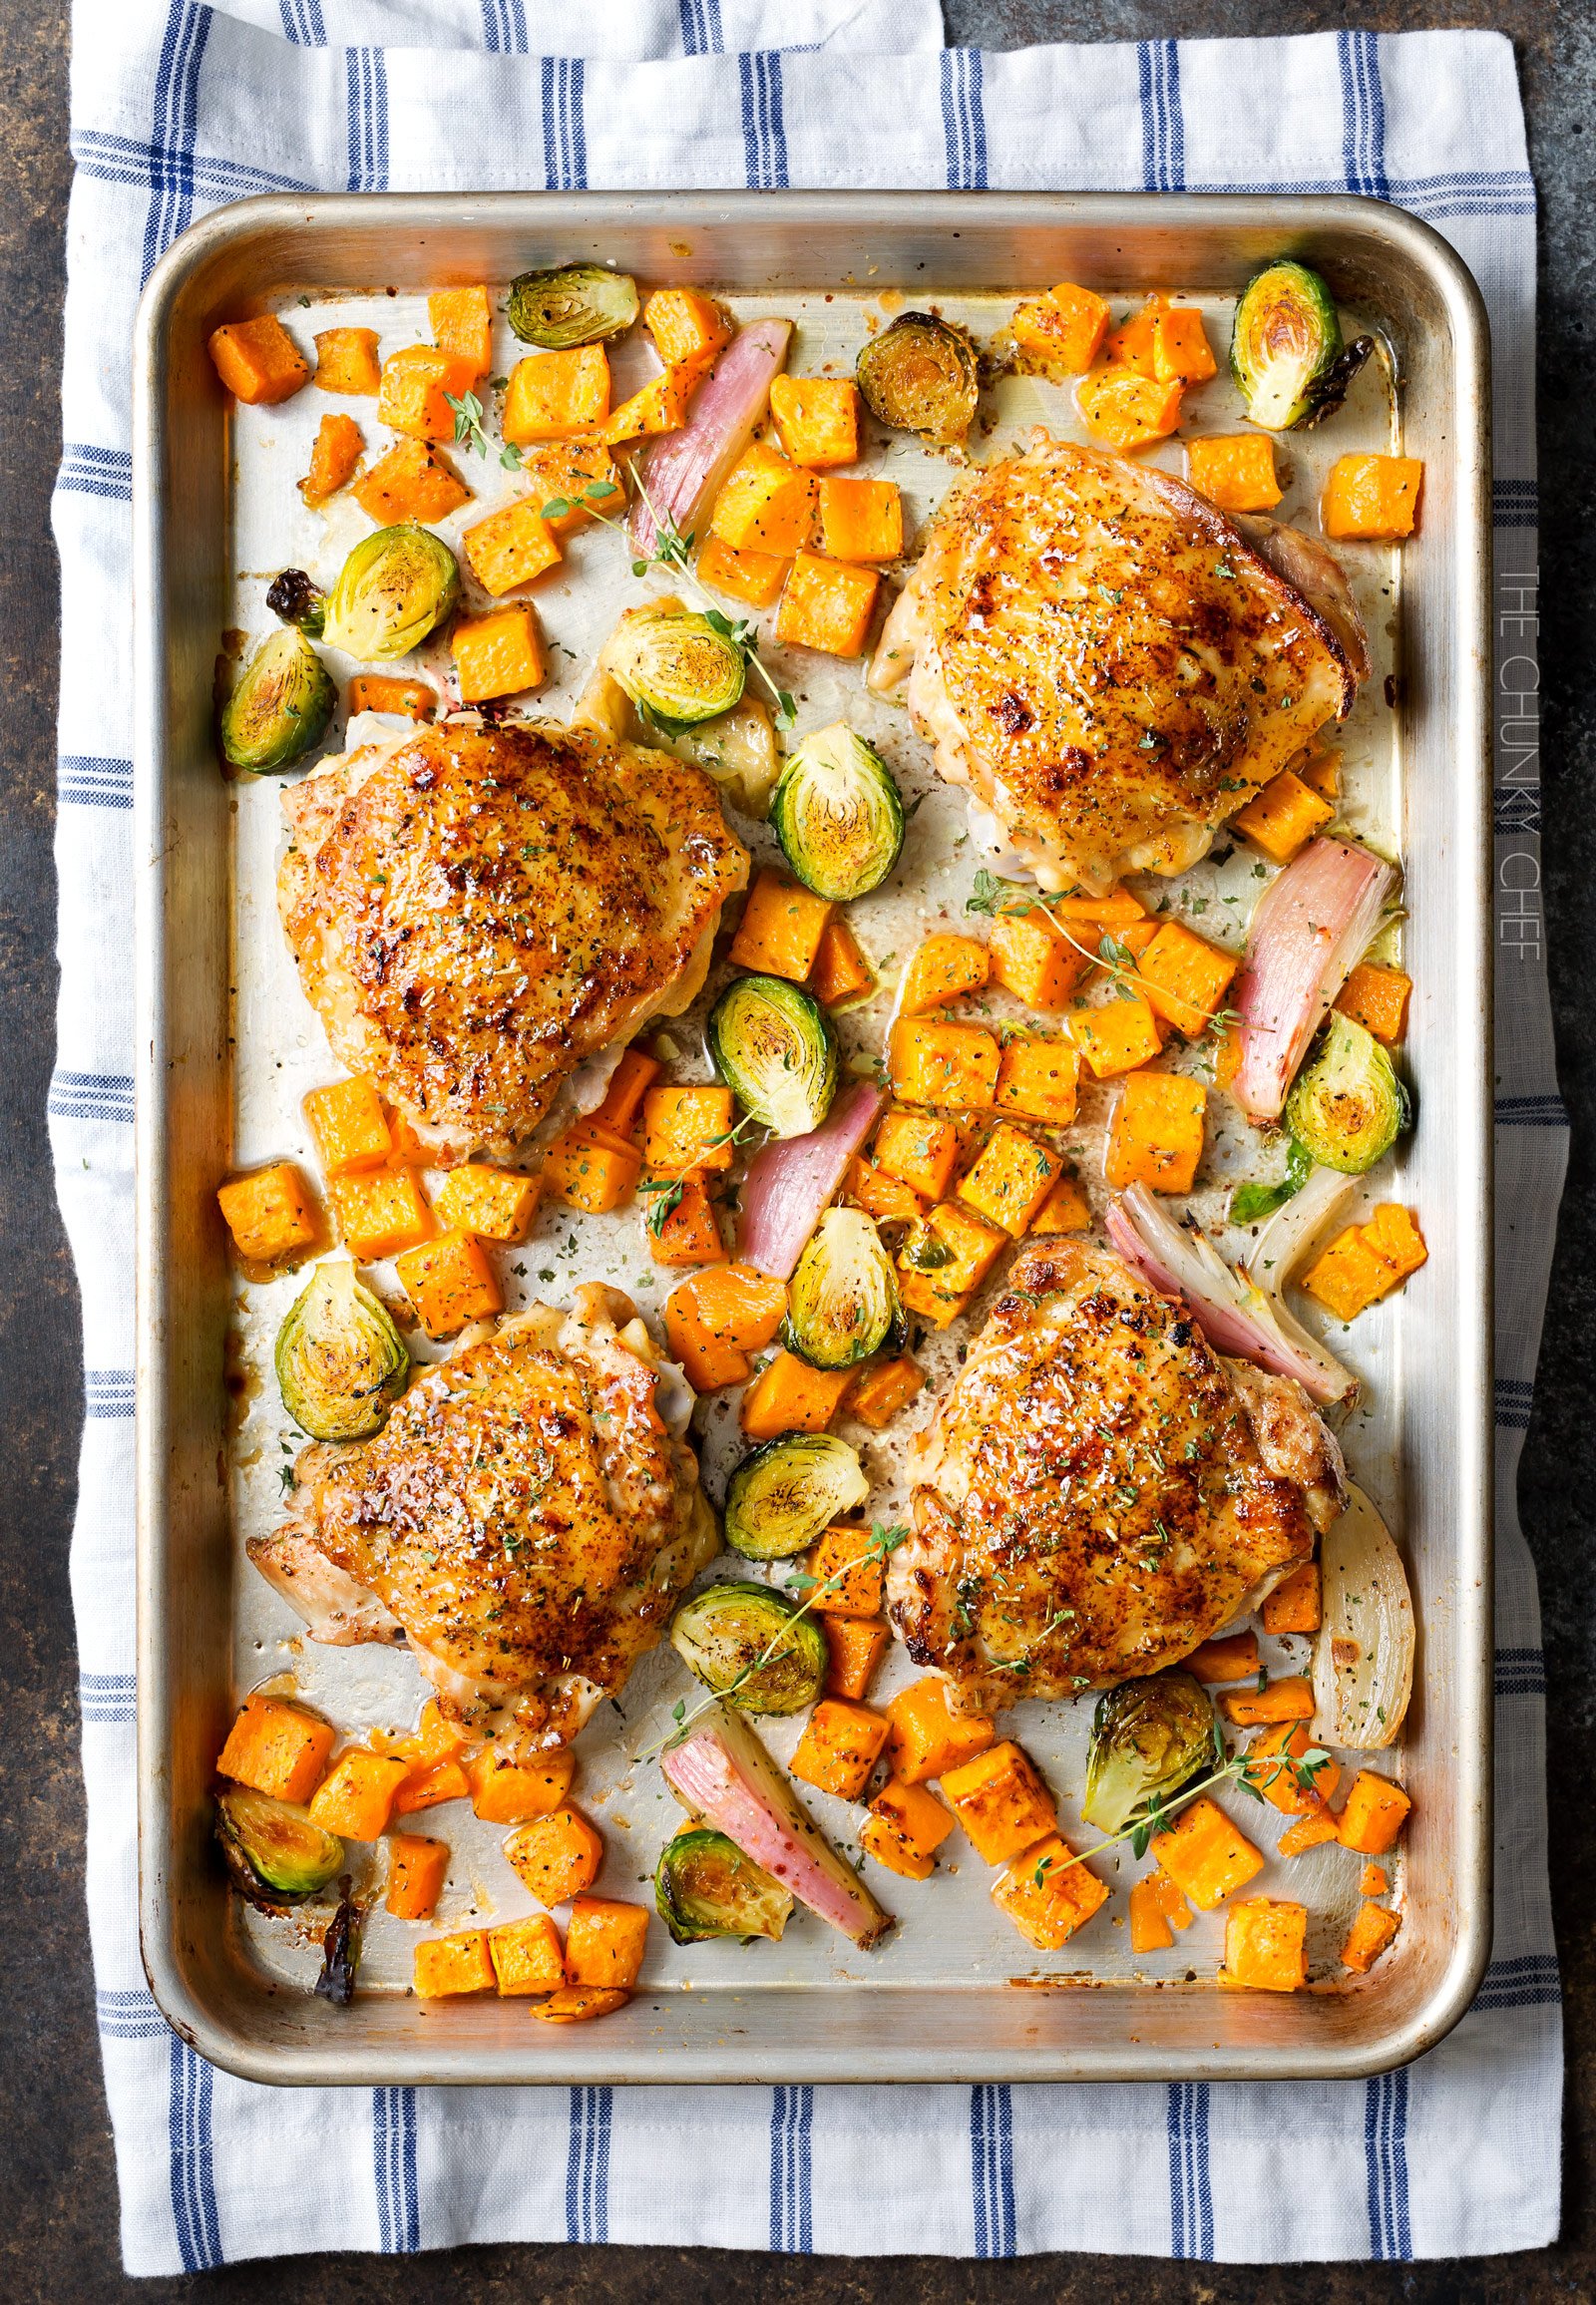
xmin=253 ymin=1289 xmax=717 ymax=1746
xmin=279 ymin=718 xmax=748 ymax=1160
xmin=890 ymin=1239 xmax=1343 ymax=1716
xmin=870 ymin=437 xmax=1370 ymax=893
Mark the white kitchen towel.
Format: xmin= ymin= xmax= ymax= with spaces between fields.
xmin=55 ymin=6 xmax=1560 ymax=2272
xmin=197 ymin=0 xmax=946 ymax=56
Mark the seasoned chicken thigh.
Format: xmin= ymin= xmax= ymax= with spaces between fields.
xmin=252 ymin=1290 xmax=716 ymax=1747
xmin=279 ymin=718 xmax=748 ymax=1160
xmin=889 ymin=1239 xmax=1340 ymax=1717
xmin=870 ymin=437 xmax=1369 ymax=893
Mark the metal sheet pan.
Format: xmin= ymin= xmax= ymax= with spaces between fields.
xmin=134 ymin=191 xmax=1493 ymax=2086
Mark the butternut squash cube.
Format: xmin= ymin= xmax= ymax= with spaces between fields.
xmin=816 ymin=475 xmax=903 ymax=563
xmin=1187 ymin=432 xmax=1281 ymax=513
xmin=303 ymin=1075 xmax=392 ymax=1177
xmin=451 ymin=604 xmax=545 ymax=702
xmin=466 ymin=1745 xmax=576 ymax=1826
xmin=386 ymin=1832 xmax=450 ymax=1921
xmin=696 ymin=534 xmax=788 ymax=608
xmin=664 ymin=1264 xmax=786 ymax=1393
xmin=378 ymin=344 xmax=479 ymax=443
xmin=1230 ymin=769 xmax=1335 ymax=864
xmin=641 ymin=1085 xmax=736 ymax=1173
xmin=392 ymin=1759 xmax=471 ymax=1817
xmin=1010 ymin=281 xmax=1109 ymax=375
xmin=805 ymin=1523 xmax=886 ymax=1620
xmin=896 ymin=1201 xmax=1008 ymax=1328
xmin=593 ymin=1048 xmax=659 ymax=1139
xmin=861 ymin=1777 xmax=955 ymax=1880
xmin=540 ymin=1121 xmax=640 ymax=1214
xmin=207 ymin=314 xmax=309 ymax=405
xmin=565 ymin=1896 xmax=650 ymax=1989
xmin=988 ymin=911 xmax=1085 ymax=1010
xmin=1076 ymin=364 xmax=1183 ymax=450
xmin=1362 ymin=1203 xmax=1428 ymax=1281
xmin=307 ymin=1750 xmax=411 ymax=1840
xmin=884 ymin=1677 xmax=996 ymax=1785
xmin=769 ymin=374 xmax=860 ymax=468
xmin=1337 ymin=1769 xmax=1411 ymax=1856
xmin=846 ymin=1155 xmax=927 ymax=1225
xmin=299 ymin=412 xmax=364 ymax=508
xmin=353 ymin=437 xmax=471 ymax=525
xmin=395 ymin=1230 xmax=503 ymax=1339
xmin=1068 ymin=994 xmax=1163 ymax=1079
xmin=992 ymin=1834 xmax=1109 ymax=1950
xmin=313 ymin=325 xmax=381 ymax=396
xmin=1336 ymin=960 xmax=1411 ymax=1046
xmin=1245 ymin=1720 xmax=1340 ymax=1817
xmin=414 ymin=1929 xmax=496 ymax=1997
xmin=1151 ymin=306 xmax=1216 ymax=384
xmin=533 ymin=1984 xmax=629 ymax=2023
xmin=1105 ymin=1071 xmax=1207 ymax=1195
xmin=348 ymin=674 xmax=435 ymax=719
xmin=889 ymin=1018 xmax=1000 ymax=1109
xmin=1151 ymin=1795 xmax=1264 ymax=1909
xmin=740 ymin=1350 xmax=852 ymax=1438
xmin=217 ymin=1162 xmax=318 ymax=1266
xmin=899 ymin=935 xmax=989 ymax=1016
xmin=1261 ymin=1561 xmax=1322 ymax=1636
xmin=1135 ymin=921 xmax=1240 ymax=1037
xmin=430 ymin=1163 xmax=540 ymax=1245
xmin=1220 ymin=1676 xmax=1315 ymax=1728
xmin=643 ymin=286 xmax=732 ymax=371
xmin=488 ymin=1912 xmax=567 ymax=1997
xmin=873 ymin=1108 xmax=963 ymax=1201
xmin=1342 ymin=1901 xmax=1402 ymax=1975
xmin=1102 ymin=295 xmax=1166 ymax=372
xmin=810 ymin=918 xmax=873 ymax=1008
xmin=1323 ymin=454 xmax=1423 ymax=541
xmin=958 ymin=1121 xmax=1063 ymax=1238
xmin=504 ymin=1807 xmax=604 ymax=1907
xmin=940 ymin=1739 xmax=1057 ymax=1865
xmin=216 ymin=1694 xmax=334 ymax=1805
xmin=462 ymin=498 xmax=563 ymax=596
xmin=503 ymin=346 xmax=610 ymax=443
xmin=824 ymin=1614 xmax=891 ymax=1701
xmin=1030 ymin=1169 xmax=1091 ymax=1235
xmin=428 ymin=285 xmax=492 ymax=381
xmin=1278 ymin=1813 xmax=1340 ymax=1857
xmin=1219 ymin=1897 xmax=1308 ymax=1992
xmin=995 ymin=1037 xmax=1080 ymax=1127
xmin=844 ymin=1353 xmax=926 ymax=1430
xmin=598 ymin=365 xmax=700 ymax=447
xmin=775 ymin=551 xmax=881 ymax=658
xmin=518 ymin=439 xmax=620 ymax=534
xmin=728 ymin=869 xmax=834 ymax=981
xmin=328 ymin=1166 xmax=434 ymax=1263
xmin=1186 ymin=1631 xmax=1260 ymax=1684
xmin=643 ymin=1173 xmax=724 ymax=1269
xmin=710 ymin=442 xmax=817 ymax=557
xmin=790 ymin=1697 xmax=891 ymax=1802
xmin=1129 ymin=1875 xmax=1174 ymax=1954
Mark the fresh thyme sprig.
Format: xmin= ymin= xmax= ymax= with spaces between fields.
xmin=965 ymin=869 xmax=1238 ymax=1036
xmin=1062 ymin=1724 xmax=1335 ymax=1875
xmin=635 ymin=1113 xmax=763 ymax=1238
xmin=446 ymin=388 xmax=525 ymax=471
xmin=641 ymin=1522 xmax=911 ymax=1759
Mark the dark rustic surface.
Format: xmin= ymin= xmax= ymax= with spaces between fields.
xmin=1 ymin=0 xmax=1591 ymax=2295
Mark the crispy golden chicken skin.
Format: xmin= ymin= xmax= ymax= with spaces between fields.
xmin=870 ymin=437 xmax=1369 ymax=893
xmin=251 ymin=1291 xmax=716 ymax=1747
xmin=278 ymin=718 xmax=748 ymax=1159
xmin=889 ymin=1240 xmax=1328 ymax=1715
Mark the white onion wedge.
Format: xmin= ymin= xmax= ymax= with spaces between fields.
xmin=1232 ymin=838 xmax=1396 ymax=1121
xmin=659 ymin=1703 xmax=893 ymax=1949
xmin=1313 ymin=1483 xmax=1413 ymax=1748
xmin=1106 ymin=1184 xmax=1357 ymax=1406
xmin=1244 ymin=1164 xmax=1356 ymax=1300
xmin=739 ymin=1080 xmax=885 ymax=1281
xmin=628 ymin=320 xmax=793 ymax=556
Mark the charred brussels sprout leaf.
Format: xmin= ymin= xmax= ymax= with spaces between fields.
xmin=321 ymin=523 xmax=460 ymax=661
xmin=275 ymin=1261 xmax=409 ymax=1441
xmin=508 ymin=264 xmax=639 ymax=349
xmin=1082 ymin=1671 xmax=1215 ymax=1835
xmin=724 ymin=1433 xmax=870 ymax=1561
xmin=654 ymin=1826 xmax=794 ymax=1945
xmin=771 ymin=722 xmax=905 ymax=902
xmin=600 ymin=604 xmax=746 ymax=734
xmin=215 ymin=1785 xmax=344 ymax=1910
xmin=784 ymin=1208 xmax=903 ymax=1370
xmin=856 ymin=312 xmax=980 ymax=446
xmin=220 ymin=627 xmax=336 ymax=773
xmin=670 ymin=1581 xmax=829 ymax=1714
xmin=314 ymin=1878 xmax=361 ymax=2007
xmin=1230 ymin=260 xmax=1373 ymax=432
xmin=1284 ymin=1011 xmax=1409 ymax=1174
xmin=266 ymin=567 xmax=326 ymax=637
xmin=707 ymin=974 xmax=838 ymax=1139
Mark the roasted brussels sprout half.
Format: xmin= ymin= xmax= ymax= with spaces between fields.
xmin=654 ymin=1826 xmax=794 ymax=1945
xmin=266 ymin=567 xmax=326 ymax=637
xmin=670 ymin=1581 xmax=829 ymax=1714
xmin=724 ymin=1433 xmax=870 ymax=1561
xmin=707 ymin=974 xmax=838 ymax=1139
xmin=220 ymin=627 xmax=336 ymax=773
xmin=214 ymin=1785 xmax=344 ymax=1910
xmin=1283 ymin=1011 xmax=1409 ymax=1174
xmin=275 ymin=1261 xmax=409 ymax=1441
xmin=1230 ymin=259 xmax=1373 ymax=431
xmin=508 ymin=263 xmax=638 ymax=348
xmin=600 ymin=604 xmax=746 ymax=734
xmin=771 ymin=723 xmax=905 ymax=903
xmin=669 ymin=695 xmax=780 ymax=820
xmin=320 ymin=523 xmax=460 ymax=662
xmin=784 ymin=1208 xmax=903 ymax=1370
xmin=856 ymin=311 xmax=980 ymax=446
xmin=1081 ymin=1671 xmax=1216 ymax=1835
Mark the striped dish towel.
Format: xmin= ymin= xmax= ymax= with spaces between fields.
xmin=55 ymin=3 xmax=1560 ymax=2269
